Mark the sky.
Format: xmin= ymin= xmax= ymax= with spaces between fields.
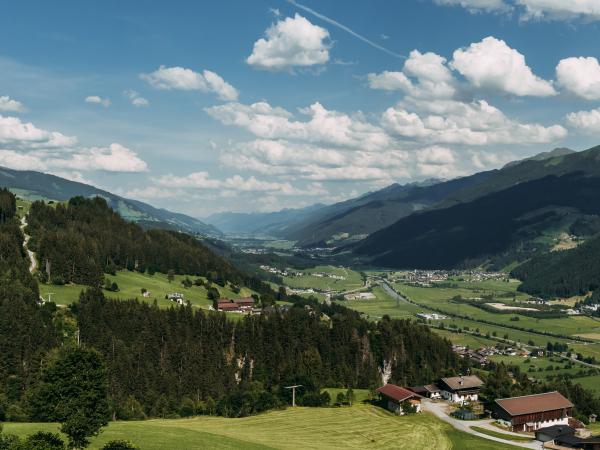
xmin=1 ymin=0 xmax=600 ymax=217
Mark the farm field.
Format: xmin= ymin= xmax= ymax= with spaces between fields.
xmin=39 ymin=270 xmax=256 ymax=308
xmin=336 ymin=286 xmax=422 ymax=320
xmin=282 ymin=265 xmax=364 ymax=292
xmin=395 ymin=283 xmax=600 ymax=339
xmin=3 ymin=404 xmax=520 ymax=450
xmin=489 ymin=355 xmax=596 ymax=380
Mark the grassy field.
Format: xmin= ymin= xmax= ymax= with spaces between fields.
xmin=489 ymin=355 xmax=592 ymax=379
xmin=469 ymin=427 xmax=532 ymax=442
xmin=39 ymin=270 xmax=256 ymax=309
xmin=282 ymin=266 xmax=364 ymax=292
xmin=336 ymin=286 xmax=422 ymax=321
xmin=572 ymin=374 xmax=600 ymax=394
xmin=3 ymin=404 xmax=520 ymax=450
xmin=395 ymin=283 xmax=600 ymax=338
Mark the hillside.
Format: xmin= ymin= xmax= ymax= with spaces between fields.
xmin=205 ymin=204 xmax=325 ymax=236
xmin=355 ymin=145 xmax=600 ymax=269
xmin=0 ymin=166 xmax=220 ymax=236
xmin=284 ymin=148 xmax=581 ymax=249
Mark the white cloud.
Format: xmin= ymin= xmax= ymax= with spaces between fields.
xmin=556 ymin=57 xmax=600 ymax=101
xmin=246 ymin=14 xmax=330 ymax=71
xmin=85 ymin=95 xmax=111 ymax=107
xmin=566 ymin=108 xmax=600 ymax=135
xmin=124 ymin=90 xmax=149 ymax=108
xmin=141 ymin=66 xmax=238 ymax=101
xmin=0 ymin=115 xmax=147 ymax=173
xmin=381 ymin=98 xmax=566 ymax=145
xmin=0 ymin=115 xmax=77 ymax=148
xmin=367 ymin=71 xmax=413 ymax=92
xmin=0 ymin=96 xmax=25 ymax=113
xmin=434 ymin=0 xmax=511 ymax=13
xmin=206 ymin=101 xmax=391 ymax=151
xmin=52 ymin=143 xmax=148 ymax=173
xmin=518 ymin=0 xmax=600 ymax=21
xmin=451 ymin=36 xmax=556 ymax=97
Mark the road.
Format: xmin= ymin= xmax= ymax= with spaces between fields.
xmin=422 ymin=399 xmax=543 ymax=449
xmin=380 ymin=280 xmax=411 ymax=304
xmin=20 ymin=215 xmax=37 ymax=273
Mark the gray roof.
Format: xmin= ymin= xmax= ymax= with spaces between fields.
xmin=440 ymin=375 xmax=483 ymax=391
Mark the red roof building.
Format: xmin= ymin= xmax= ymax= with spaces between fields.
xmin=376 ymin=384 xmax=422 ymax=414
xmin=494 ymin=391 xmax=573 ymax=432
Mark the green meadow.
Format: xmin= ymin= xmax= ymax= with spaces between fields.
xmin=282 ymin=265 xmax=364 ymax=291
xmin=39 ymin=270 xmax=256 ymax=308
xmin=2 ymin=404 xmax=520 ymax=450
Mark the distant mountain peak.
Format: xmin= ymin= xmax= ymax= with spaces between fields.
xmin=503 ymin=147 xmax=576 ymax=169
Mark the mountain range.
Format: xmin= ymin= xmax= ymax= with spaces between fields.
xmin=0 ymin=167 xmax=220 ymax=236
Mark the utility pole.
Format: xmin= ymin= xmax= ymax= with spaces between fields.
xmin=285 ymin=385 xmax=302 ymax=407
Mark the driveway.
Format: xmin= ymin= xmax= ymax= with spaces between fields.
xmin=422 ymin=399 xmax=543 ymax=449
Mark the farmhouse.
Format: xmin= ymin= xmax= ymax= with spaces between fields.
xmin=167 ymin=293 xmax=185 ymax=305
xmin=376 ymin=384 xmax=422 ymax=414
xmin=217 ymin=297 xmax=256 ymax=313
xmin=438 ymin=375 xmax=483 ymax=404
xmin=233 ymin=297 xmax=255 ymax=308
xmin=494 ymin=391 xmax=573 ymax=432
xmin=408 ymin=384 xmax=442 ymax=399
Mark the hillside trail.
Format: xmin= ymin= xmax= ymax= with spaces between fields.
xmin=20 ymin=215 xmax=37 ymax=273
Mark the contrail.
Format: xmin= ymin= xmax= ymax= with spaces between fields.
xmin=286 ymin=0 xmax=406 ymax=59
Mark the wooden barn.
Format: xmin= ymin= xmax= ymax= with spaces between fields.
xmin=376 ymin=384 xmax=422 ymax=415
xmin=494 ymin=391 xmax=573 ymax=432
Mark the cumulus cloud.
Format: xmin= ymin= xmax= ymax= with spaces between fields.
xmin=451 ymin=36 xmax=556 ymax=97
xmin=246 ymin=14 xmax=330 ymax=71
xmin=434 ymin=0 xmax=511 ymax=13
xmin=0 ymin=114 xmax=148 ymax=173
xmin=141 ymin=66 xmax=238 ymax=101
xmin=0 ymin=96 xmax=25 ymax=113
xmin=0 ymin=115 xmax=77 ymax=148
xmin=124 ymin=90 xmax=149 ymax=108
xmin=566 ymin=108 xmax=600 ymax=135
xmin=206 ymin=101 xmax=391 ymax=151
xmin=518 ymin=0 xmax=600 ymax=21
xmin=85 ymin=95 xmax=111 ymax=107
xmin=381 ymin=98 xmax=566 ymax=146
xmin=556 ymin=57 xmax=600 ymax=101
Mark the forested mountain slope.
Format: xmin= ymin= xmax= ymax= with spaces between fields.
xmin=355 ymin=172 xmax=600 ymax=269
xmin=0 ymin=166 xmax=220 ymax=236
xmin=26 ymin=197 xmax=243 ymax=287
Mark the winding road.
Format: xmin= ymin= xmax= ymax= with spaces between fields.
xmin=20 ymin=215 xmax=37 ymax=273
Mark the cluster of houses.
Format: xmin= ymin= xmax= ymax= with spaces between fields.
xmin=451 ymin=344 xmax=530 ymax=366
xmin=344 ymin=292 xmax=376 ymax=300
xmin=260 ymin=265 xmax=304 ymax=277
xmin=377 ymin=374 xmax=599 ymax=447
xmin=387 ymin=269 xmax=507 ymax=287
xmin=215 ymin=297 xmax=259 ymax=314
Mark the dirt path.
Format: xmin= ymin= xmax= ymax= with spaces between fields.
xmin=20 ymin=215 xmax=37 ymax=273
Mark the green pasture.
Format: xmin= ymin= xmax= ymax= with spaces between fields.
xmin=282 ymin=265 xmax=364 ymax=292
xmin=39 ymin=270 xmax=256 ymax=309
xmin=2 ymin=404 xmax=519 ymax=450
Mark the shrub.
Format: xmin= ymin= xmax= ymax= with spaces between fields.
xmin=101 ymin=440 xmax=140 ymax=450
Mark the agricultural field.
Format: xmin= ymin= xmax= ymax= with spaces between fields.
xmin=281 ymin=265 xmax=364 ymax=292
xmin=39 ymin=270 xmax=256 ymax=309
xmin=15 ymin=197 xmax=31 ymax=218
xmin=336 ymin=286 xmax=422 ymax=321
xmin=489 ymin=355 xmax=596 ymax=380
xmin=3 ymin=404 xmax=519 ymax=450
xmin=394 ymin=282 xmax=600 ymax=340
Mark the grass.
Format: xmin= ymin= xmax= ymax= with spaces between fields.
xmin=470 ymin=426 xmax=533 ymax=442
xmin=39 ymin=270 xmax=256 ymax=309
xmin=282 ymin=265 xmax=364 ymax=292
xmin=335 ymin=286 xmax=422 ymax=320
xmin=2 ymin=404 xmax=520 ymax=450
xmin=489 ymin=355 xmax=587 ymax=379
xmin=395 ymin=283 xmax=600 ymax=338
xmin=571 ymin=375 xmax=600 ymax=394
xmin=323 ymin=388 xmax=372 ymax=405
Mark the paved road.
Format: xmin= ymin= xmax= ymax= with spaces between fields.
xmin=422 ymin=399 xmax=543 ymax=449
xmin=20 ymin=216 xmax=37 ymax=273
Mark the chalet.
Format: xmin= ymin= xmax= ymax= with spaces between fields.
xmin=376 ymin=384 xmax=422 ymax=414
xmin=408 ymin=384 xmax=442 ymax=399
xmin=217 ymin=298 xmax=241 ymax=313
xmin=494 ymin=391 xmax=573 ymax=432
xmin=438 ymin=375 xmax=483 ymax=404
xmin=233 ymin=297 xmax=255 ymax=309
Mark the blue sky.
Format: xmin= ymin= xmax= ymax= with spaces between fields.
xmin=1 ymin=0 xmax=600 ymax=216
